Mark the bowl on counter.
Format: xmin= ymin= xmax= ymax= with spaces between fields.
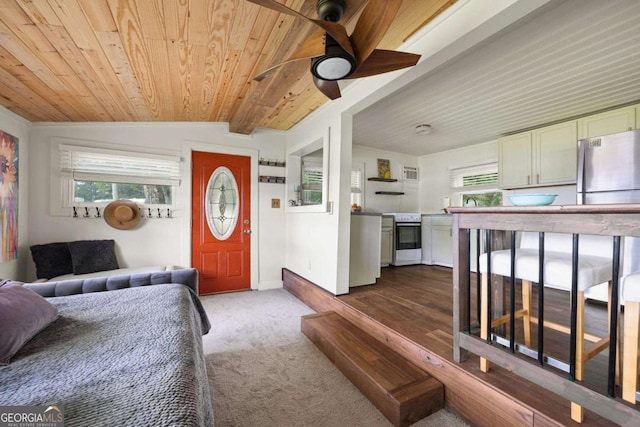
xmin=508 ymin=193 xmax=558 ymax=206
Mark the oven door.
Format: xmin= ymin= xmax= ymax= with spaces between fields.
xmin=395 ymin=222 xmax=421 ymax=250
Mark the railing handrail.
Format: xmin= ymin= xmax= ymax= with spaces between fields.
xmin=448 ymin=204 xmax=640 ymax=237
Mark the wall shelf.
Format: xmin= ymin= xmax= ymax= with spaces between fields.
xmin=375 ymin=191 xmax=404 ymax=195
xmin=368 ymin=177 xmax=398 ymax=182
xmin=259 ymin=175 xmax=285 ymax=184
xmin=259 ymin=159 xmax=285 ymax=167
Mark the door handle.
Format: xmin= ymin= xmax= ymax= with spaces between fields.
xmin=243 ymin=229 xmax=252 ymax=234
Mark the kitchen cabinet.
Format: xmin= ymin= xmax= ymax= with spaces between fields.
xmin=578 ymin=105 xmax=636 ymax=139
xmin=499 ymin=121 xmax=577 ymax=188
xmin=381 ymin=216 xmax=393 ymax=267
xmin=421 ymin=216 xmax=432 ymax=264
xmin=350 ymin=214 xmax=381 ymax=287
xmin=431 ymin=216 xmax=453 ymax=267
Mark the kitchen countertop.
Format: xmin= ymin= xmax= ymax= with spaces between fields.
xmin=446 ymin=203 xmax=640 ymax=214
xmin=351 ymin=211 xmax=383 ymax=216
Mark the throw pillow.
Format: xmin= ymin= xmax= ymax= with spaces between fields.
xmin=68 ymin=240 xmax=119 ymax=275
xmin=29 ymin=242 xmax=74 ymax=280
xmin=0 ymin=281 xmax=59 ymax=365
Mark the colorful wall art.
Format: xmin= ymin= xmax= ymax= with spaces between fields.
xmin=0 ymin=130 xmax=18 ymax=261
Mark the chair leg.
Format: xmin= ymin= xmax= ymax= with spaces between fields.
xmin=623 ymin=301 xmax=640 ymax=403
xmin=571 ymin=291 xmax=586 ymax=423
xmin=521 ymin=279 xmax=532 ymax=347
xmin=576 ymin=290 xmax=585 ymax=381
xmin=480 ymin=273 xmax=490 ymax=373
xmin=571 ymin=402 xmax=584 ymax=423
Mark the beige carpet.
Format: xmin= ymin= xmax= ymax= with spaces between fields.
xmin=201 ymin=288 xmax=469 ymax=427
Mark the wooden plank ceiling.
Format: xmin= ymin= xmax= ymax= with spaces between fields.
xmin=0 ymin=0 xmax=455 ymax=135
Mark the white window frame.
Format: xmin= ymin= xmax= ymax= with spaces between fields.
xmin=449 ymin=162 xmax=501 ymax=206
xmin=51 ymin=138 xmax=182 ymax=216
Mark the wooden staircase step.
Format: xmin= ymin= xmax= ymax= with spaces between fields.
xmin=302 ymin=311 xmax=444 ymax=427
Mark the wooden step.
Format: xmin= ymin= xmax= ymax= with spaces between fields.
xmin=302 ymin=311 xmax=444 ymax=427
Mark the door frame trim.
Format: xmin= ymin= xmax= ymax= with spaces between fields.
xmin=184 ymin=141 xmax=259 ymax=290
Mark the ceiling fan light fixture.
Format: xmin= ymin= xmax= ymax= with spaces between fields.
xmin=310 ymin=36 xmax=356 ymax=81
xmin=312 ymin=56 xmax=354 ymax=80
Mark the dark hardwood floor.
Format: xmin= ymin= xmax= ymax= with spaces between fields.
xmin=337 ymin=265 xmax=630 ymax=426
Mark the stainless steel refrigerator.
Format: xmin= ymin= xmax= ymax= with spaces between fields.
xmin=577 ymin=129 xmax=640 ymax=300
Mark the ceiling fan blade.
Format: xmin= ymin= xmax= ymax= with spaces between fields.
xmin=247 ymin=0 xmax=354 ymax=57
xmin=346 ymin=49 xmax=421 ymax=79
xmin=313 ymin=76 xmax=341 ymax=100
xmin=254 ymin=29 xmax=327 ymax=81
xmin=350 ymin=0 xmax=402 ymax=65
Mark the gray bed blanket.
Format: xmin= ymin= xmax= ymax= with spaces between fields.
xmin=0 ymin=284 xmax=214 ymax=426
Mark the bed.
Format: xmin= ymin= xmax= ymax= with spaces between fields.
xmin=0 ymin=269 xmax=213 ymax=426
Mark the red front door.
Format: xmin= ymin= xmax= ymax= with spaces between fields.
xmin=192 ymin=151 xmax=251 ymax=294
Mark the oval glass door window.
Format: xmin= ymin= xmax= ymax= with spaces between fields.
xmin=206 ymin=166 xmax=239 ymax=240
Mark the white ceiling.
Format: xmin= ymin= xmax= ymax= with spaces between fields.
xmin=352 ymin=0 xmax=640 ymax=156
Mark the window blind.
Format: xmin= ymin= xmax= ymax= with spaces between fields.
xmin=449 ymin=162 xmax=498 ymax=189
xmin=302 ymin=160 xmax=322 ymax=189
xmin=59 ymin=145 xmax=181 ymax=186
xmin=351 ymin=168 xmax=362 ymax=193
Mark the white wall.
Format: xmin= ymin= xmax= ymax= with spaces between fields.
xmin=284 ymin=112 xmax=352 ymax=295
xmin=0 ymin=107 xmax=30 ymax=281
xmin=352 ymin=145 xmax=419 ymax=213
xmin=27 ymin=122 xmax=287 ymax=288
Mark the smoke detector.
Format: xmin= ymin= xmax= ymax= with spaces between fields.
xmin=415 ymin=124 xmax=432 ymax=135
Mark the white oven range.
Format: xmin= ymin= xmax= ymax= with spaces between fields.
xmin=385 ymin=213 xmax=422 ymax=266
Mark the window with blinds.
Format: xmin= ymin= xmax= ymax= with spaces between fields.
xmin=59 ymin=145 xmax=181 ymax=206
xmin=449 ymin=163 xmax=498 ymax=189
xmin=351 ymin=163 xmax=364 ymax=207
xmin=449 ymin=162 xmax=502 ymax=207
xmin=60 ymin=145 xmax=181 ymax=185
xmin=301 ymin=159 xmax=323 ymax=204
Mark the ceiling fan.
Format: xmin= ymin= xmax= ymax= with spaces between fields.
xmin=248 ymin=0 xmax=422 ymax=100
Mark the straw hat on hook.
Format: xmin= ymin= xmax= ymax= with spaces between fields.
xmin=104 ymin=200 xmax=141 ymax=230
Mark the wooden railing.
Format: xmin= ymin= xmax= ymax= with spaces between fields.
xmin=449 ymin=204 xmax=640 ymax=426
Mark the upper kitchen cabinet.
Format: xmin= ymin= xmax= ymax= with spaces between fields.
xmin=578 ymin=105 xmax=637 ymax=139
xmin=499 ymin=121 xmax=577 ymax=188
xmin=498 ymin=132 xmax=532 ymax=188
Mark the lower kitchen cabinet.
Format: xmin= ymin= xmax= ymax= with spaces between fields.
xmin=381 ymin=216 xmax=393 ymax=267
xmin=431 ymin=216 xmax=453 ymax=267
xmin=421 ymin=215 xmax=453 ymax=267
xmin=350 ymin=214 xmax=382 ymax=287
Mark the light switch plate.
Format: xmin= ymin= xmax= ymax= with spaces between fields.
xmin=271 ymin=198 xmax=280 ymax=209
